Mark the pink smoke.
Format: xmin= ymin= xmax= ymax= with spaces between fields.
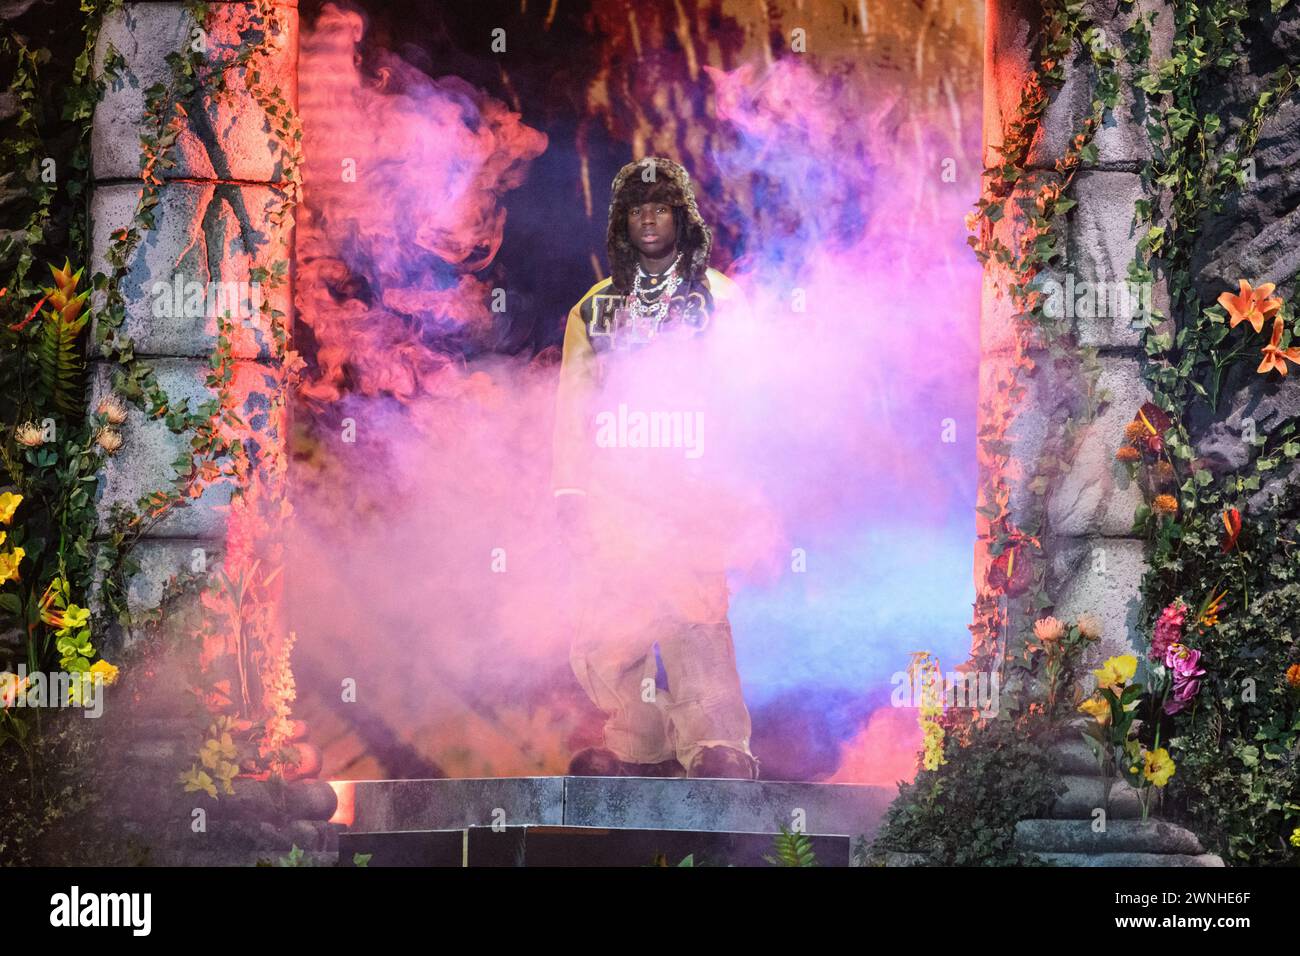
xmin=288 ymin=3 xmax=980 ymax=782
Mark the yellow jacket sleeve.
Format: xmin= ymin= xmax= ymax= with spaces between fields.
xmin=703 ymin=267 xmax=752 ymax=320
xmin=551 ymin=286 xmax=604 ymax=496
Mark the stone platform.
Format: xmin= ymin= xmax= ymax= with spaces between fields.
xmin=335 ymin=777 xmax=895 ymax=867
xmin=342 ymin=776 xmax=897 ymax=838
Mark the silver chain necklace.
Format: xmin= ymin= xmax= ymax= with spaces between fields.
xmin=630 ymin=254 xmax=683 ymax=328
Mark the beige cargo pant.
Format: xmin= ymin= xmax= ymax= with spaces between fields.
xmin=568 ymin=503 xmax=754 ymax=771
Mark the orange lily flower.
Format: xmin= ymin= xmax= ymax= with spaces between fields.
xmin=1258 ymin=314 xmax=1300 ymax=376
xmin=1220 ymin=279 xmax=1283 ymax=334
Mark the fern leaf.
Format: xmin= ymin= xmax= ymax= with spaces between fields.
xmin=764 ymin=826 xmax=820 ymax=867
xmin=38 ymin=309 xmax=90 ymax=417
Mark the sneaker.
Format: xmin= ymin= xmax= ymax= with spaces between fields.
xmin=567 ymin=747 xmax=626 ymax=776
xmin=686 ymin=746 xmax=760 ymax=780
xmin=567 ymin=748 xmax=686 ymax=777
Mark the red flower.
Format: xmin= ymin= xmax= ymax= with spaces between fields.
xmin=1137 ymin=402 xmax=1171 ymax=437
xmin=7 ymin=294 xmax=47 ymax=332
xmin=988 ymin=544 xmax=1033 ymax=597
xmin=1221 ymin=508 xmax=1242 ymax=553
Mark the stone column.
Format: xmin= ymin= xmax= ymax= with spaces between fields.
xmin=90 ymin=1 xmax=295 ymax=645
xmin=977 ymin=0 xmax=1174 ymax=671
xmin=87 ymin=1 xmax=336 ymax=863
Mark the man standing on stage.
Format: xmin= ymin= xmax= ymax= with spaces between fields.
xmin=552 ymin=157 xmax=759 ymax=780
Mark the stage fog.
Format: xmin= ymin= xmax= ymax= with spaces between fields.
xmin=285 ymin=0 xmax=983 ymax=783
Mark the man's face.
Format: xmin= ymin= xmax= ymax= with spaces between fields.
xmin=627 ymin=199 xmax=676 ymax=260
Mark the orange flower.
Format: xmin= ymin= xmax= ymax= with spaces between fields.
xmin=1221 ymin=507 xmax=1242 ymax=553
xmin=1199 ymin=589 xmax=1228 ymax=627
xmin=1259 ymin=314 xmax=1300 ymax=376
xmin=1153 ymin=494 xmax=1178 ymax=515
xmin=1033 ymin=616 xmax=1066 ymax=644
xmin=44 ymin=260 xmax=89 ymax=327
xmin=1286 ymin=664 xmax=1300 ymax=689
xmin=1219 ymin=279 xmax=1283 ymax=334
xmin=1116 ymin=445 xmax=1141 ymax=463
xmin=95 ymin=427 xmax=123 ymax=455
xmin=1076 ymin=612 xmax=1102 ymax=641
xmin=1123 ymin=421 xmax=1146 ymax=444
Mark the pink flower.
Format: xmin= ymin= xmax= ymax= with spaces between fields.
xmin=1164 ymin=679 xmax=1202 ymax=715
xmin=1163 ymin=643 xmax=1206 ymax=715
xmin=1150 ymin=599 xmax=1187 ymax=662
xmin=1165 ymin=643 xmax=1203 ymax=678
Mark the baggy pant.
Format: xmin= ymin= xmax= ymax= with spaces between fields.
xmin=568 ymin=557 xmax=754 ymax=771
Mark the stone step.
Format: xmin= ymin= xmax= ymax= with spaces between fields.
xmin=1015 ymin=819 xmax=1205 ymax=855
xmin=121 ymin=819 xmax=343 ymax=855
xmin=1051 ymin=738 xmax=1101 ymax=775
xmin=1051 ymin=775 xmax=1142 ymax=819
xmin=146 ymin=848 xmax=341 ymax=867
xmin=115 ymin=777 xmax=338 ymax=823
xmin=1032 ymin=852 xmax=1224 ymax=867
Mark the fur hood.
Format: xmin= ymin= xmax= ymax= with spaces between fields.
xmin=606 ymin=157 xmax=712 ymax=295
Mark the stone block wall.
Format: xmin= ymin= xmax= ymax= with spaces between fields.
xmin=90 ymin=0 xmax=297 ymax=647
xmin=84 ymin=1 xmax=330 ymax=863
xmin=979 ymin=0 xmax=1176 ymax=674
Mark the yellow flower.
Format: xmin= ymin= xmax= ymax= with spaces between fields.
xmin=0 ymin=547 xmax=25 ymax=585
xmin=179 ymin=765 xmax=218 ymax=800
xmin=1143 ymin=748 xmax=1175 ymax=787
xmin=89 ymin=659 xmax=119 ymax=686
xmin=1290 ymin=827 xmax=1300 ymax=848
xmin=0 ymin=492 xmax=21 ymax=525
xmin=1093 ymin=654 xmax=1138 ymax=692
xmin=1 ymin=671 xmax=30 ymax=709
xmin=1078 ymin=696 xmax=1111 ymax=725
xmin=200 ymin=732 xmax=238 ymax=770
xmin=58 ymin=604 xmax=90 ymax=632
